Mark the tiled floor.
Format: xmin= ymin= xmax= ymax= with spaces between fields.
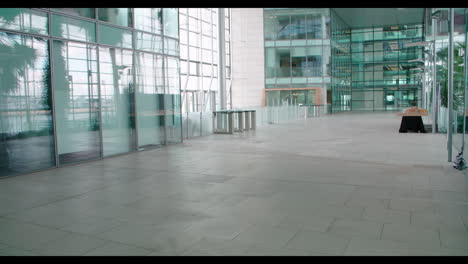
xmin=0 ymin=112 xmax=468 ymax=256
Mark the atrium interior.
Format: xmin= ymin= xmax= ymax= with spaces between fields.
xmin=0 ymin=7 xmax=467 ymax=256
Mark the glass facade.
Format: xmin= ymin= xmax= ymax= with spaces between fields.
xmin=349 ymin=25 xmax=424 ymax=111
xmin=0 ymin=8 xmax=180 ymax=177
xmin=263 ymin=8 xmax=331 ymax=107
xmin=330 ymin=9 xmax=351 ymax=112
xmin=179 ymin=8 xmax=232 ymax=138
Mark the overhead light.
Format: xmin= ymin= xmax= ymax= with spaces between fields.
xmin=408 ymin=59 xmax=425 ymax=63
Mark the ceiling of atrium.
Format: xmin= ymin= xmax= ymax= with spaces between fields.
xmin=332 ymin=8 xmax=425 ymax=29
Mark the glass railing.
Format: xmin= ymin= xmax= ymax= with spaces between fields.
xmin=182 ymin=104 xmax=330 ymax=139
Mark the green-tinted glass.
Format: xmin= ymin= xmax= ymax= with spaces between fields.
xmin=98 ymin=24 xmax=132 ymax=49
xmin=0 ymin=8 xmax=48 ymax=35
xmin=51 ymin=14 xmax=96 ymax=42
xmin=164 ymin=38 xmax=179 ymax=56
xmin=52 ymin=40 xmax=100 ymax=165
xmin=164 ymin=57 xmax=182 ymax=143
xmin=134 ymin=8 xmax=162 ymax=34
xmin=52 ymin=8 xmax=95 ymax=19
xmin=135 ymin=31 xmax=162 ymax=53
xmin=135 ymin=52 xmax=165 ymax=147
xmin=99 ymin=47 xmax=136 ymax=156
xmin=98 ymin=8 xmax=132 ymax=27
xmin=0 ymin=32 xmax=55 ymax=176
xmin=163 ymin=8 xmax=179 ymax=39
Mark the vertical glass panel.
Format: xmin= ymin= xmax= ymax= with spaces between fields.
xmin=51 ymin=14 xmax=96 ymax=42
xmin=290 ymin=14 xmax=306 ymax=40
xmin=134 ymin=8 xmax=162 ymax=34
xmin=164 ymin=57 xmax=182 ymax=143
xmin=99 ymin=47 xmax=136 ymax=156
xmin=98 ymin=8 xmax=132 ymax=27
xmin=276 ymin=47 xmax=291 ymax=77
xmin=98 ymin=24 xmax=132 ymax=49
xmin=164 ymin=38 xmax=179 ymax=56
xmin=135 ymin=32 xmax=162 ymax=53
xmin=52 ymin=40 xmax=100 ymax=165
xmin=163 ymin=8 xmax=179 ymax=39
xmin=0 ymin=32 xmax=55 ymax=177
xmin=291 ymin=47 xmax=306 ymax=77
xmin=0 ymin=8 xmax=48 ymax=35
xmin=135 ymin=52 xmax=165 ymax=148
xmin=52 ymin=8 xmax=95 ymax=19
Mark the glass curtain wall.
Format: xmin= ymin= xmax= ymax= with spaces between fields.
xmin=0 ymin=8 xmax=180 ymax=177
xmin=263 ymin=8 xmax=331 ymax=107
xmin=330 ymin=9 xmax=351 ymax=112
xmin=179 ymin=8 xmax=231 ymax=138
xmin=349 ymin=24 xmax=424 ymax=111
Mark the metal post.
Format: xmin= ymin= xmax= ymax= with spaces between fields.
xmin=432 ymin=17 xmax=438 ymax=133
xmin=447 ymin=8 xmax=454 ymax=162
xmin=218 ymin=8 xmax=227 ymax=110
xmin=463 ymin=9 xmax=468 ymax=150
xmin=251 ymin=111 xmax=256 ymax=130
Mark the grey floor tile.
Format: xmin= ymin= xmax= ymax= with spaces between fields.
xmin=328 ymin=218 xmax=383 ymax=240
xmin=389 ymin=199 xmax=437 ymax=213
xmin=276 ymin=214 xmax=334 ymax=232
xmin=31 ymin=233 xmax=107 ymax=256
xmin=0 ymin=220 xmax=71 ymax=251
xmin=439 ymin=226 xmax=468 ymax=250
xmin=233 ymin=224 xmax=299 ymax=249
xmin=362 ymin=207 xmax=410 ymax=225
xmin=381 ymin=223 xmax=441 ymax=248
xmin=184 ymin=217 xmax=250 ymax=240
xmin=285 ymin=230 xmax=350 ymax=255
xmin=84 ymin=242 xmax=152 ymax=256
xmin=344 ymin=237 xmax=410 ymax=256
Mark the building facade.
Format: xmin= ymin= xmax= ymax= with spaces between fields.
xmin=263 ymin=8 xmax=331 ymax=107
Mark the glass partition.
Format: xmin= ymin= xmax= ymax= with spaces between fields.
xmin=164 ymin=57 xmax=182 ymax=143
xmin=0 ymin=32 xmax=55 ymax=176
xmin=99 ymin=47 xmax=136 ymax=156
xmin=135 ymin=52 xmax=165 ymax=148
xmin=52 ymin=40 xmax=100 ymax=165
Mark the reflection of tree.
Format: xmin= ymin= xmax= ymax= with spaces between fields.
xmin=0 ymin=32 xmax=38 ymax=172
xmin=437 ymin=42 xmax=465 ymax=110
xmin=0 ymin=10 xmax=52 ymax=174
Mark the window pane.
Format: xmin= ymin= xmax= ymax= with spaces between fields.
xmin=165 ymin=57 xmax=182 ymax=143
xmin=0 ymin=8 xmax=48 ymax=35
xmin=99 ymin=47 xmax=136 ymax=156
xmin=164 ymin=38 xmax=179 ymax=56
xmin=134 ymin=8 xmax=162 ymax=34
xmin=51 ymin=14 xmax=96 ymax=42
xmin=52 ymin=40 xmax=100 ymax=165
xmin=98 ymin=8 xmax=132 ymax=27
xmin=0 ymin=32 xmax=55 ymax=176
xmin=135 ymin=32 xmax=162 ymax=53
xmin=52 ymin=8 xmax=95 ymax=19
xmin=163 ymin=8 xmax=179 ymax=39
xmin=135 ymin=52 xmax=165 ymax=147
xmin=98 ymin=24 xmax=132 ymax=49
